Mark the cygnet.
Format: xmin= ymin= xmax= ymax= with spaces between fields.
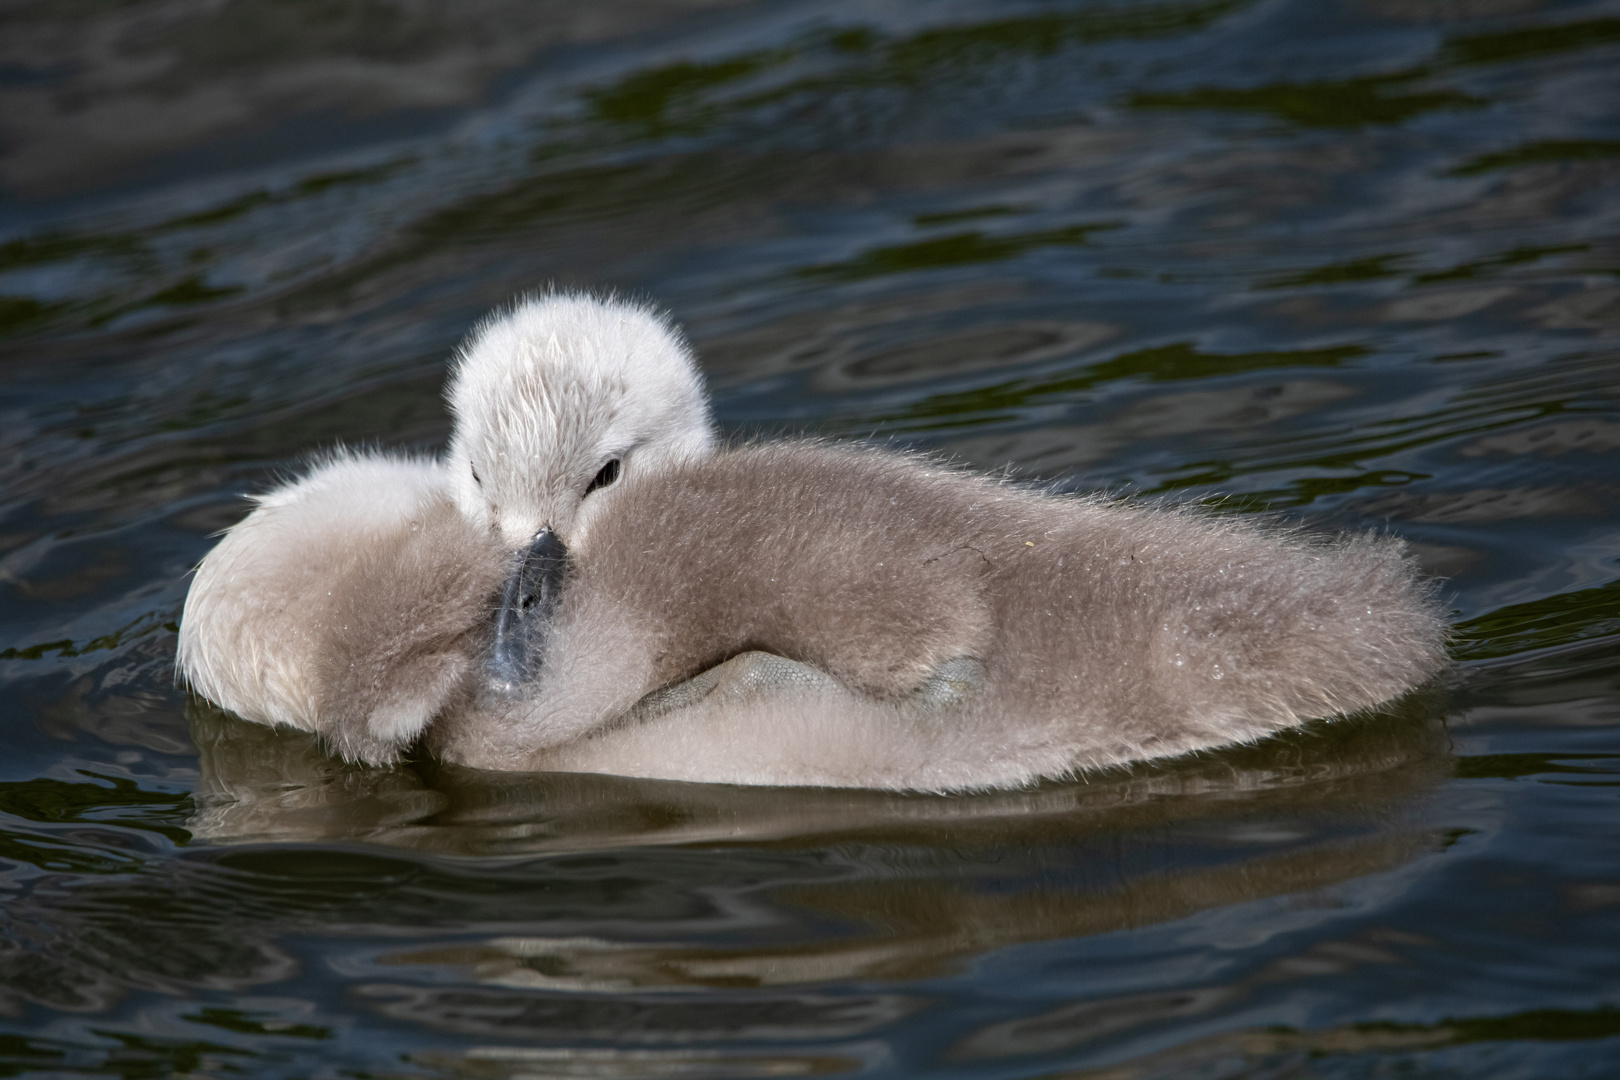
xmin=178 ymin=292 xmax=1448 ymax=789
xmin=178 ymin=293 xmax=713 ymax=763
xmin=425 ymin=441 xmax=1447 ymax=789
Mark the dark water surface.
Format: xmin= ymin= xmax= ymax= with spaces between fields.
xmin=3 ymin=0 xmax=1619 ymax=1075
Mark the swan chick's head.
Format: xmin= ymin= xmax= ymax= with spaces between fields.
xmin=445 ymin=292 xmax=715 ymax=551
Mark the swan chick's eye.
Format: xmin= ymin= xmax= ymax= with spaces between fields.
xmin=585 ymin=458 xmax=621 ymax=496
xmin=470 ymin=464 xmax=482 ymax=487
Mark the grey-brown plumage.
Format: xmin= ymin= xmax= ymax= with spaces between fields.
xmin=177 ymin=451 xmax=506 ymax=765
xmin=424 ymin=441 xmax=1447 ymax=790
xmin=179 ymin=293 xmax=1448 ymax=790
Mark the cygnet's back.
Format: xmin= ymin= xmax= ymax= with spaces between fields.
xmin=429 ymin=442 xmax=1447 ymax=788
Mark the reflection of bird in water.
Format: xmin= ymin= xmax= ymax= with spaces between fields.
xmin=178 ymin=292 xmax=1447 ymax=790
xmin=184 ymin=693 xmax=1450 ymax=1015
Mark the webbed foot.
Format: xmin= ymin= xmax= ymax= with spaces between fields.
xmin=626 ymin=652 xmax=986 ymax=724
xmin=627 ymin=651 xmax=841 ymax=722
xmin=910 ymin=655 xmax=986 ymax=712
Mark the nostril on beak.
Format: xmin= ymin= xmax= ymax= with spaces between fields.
xmin=488 ymin=527 xmax=571 ymax=694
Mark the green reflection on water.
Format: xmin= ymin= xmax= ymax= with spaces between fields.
xmin=163 ymin=190 xmax=278 ymax=230
xmin=0 ymin=769 xmax=194 ymax=871
xmin=912 ymin=205 xmax=1025 ymax=227
xmin=1120 ymin=9 xmax=1620 ymax=142
xmin=0 ymin=295 xmax=71 ymax=336
xmin=156 ymin=391 xmax=254 ymax=433
xmin=1150 ymin=467 xmax=1427 ymax=509
xmin=1131 ymin=71 xmax=1481 ymax=128
xmin=306 ymin=157 xmax=696 ymax=296
xmin=1164 ymin=1004 xmax=1620 ymax=1071
xmin=584 ymin=0 xmax=1252 ymax=137
xmin=183 ymin=1008 xmax=331 ymax=1041
xmin=801 ymin=222 xmax=1121 ymax=280
xmin=81 ymin=275 xmax=244 ymax=331
xmin=888 ymin=341 xmax=1365 ymax=427
xmin=292 ymin=158 xmax=415 ymax=196
xmin=1444 ymin=16 xmax=1620 ymax=67
xmin=0 ymin=832 xmax=143 ymax=875
xmin=1361 ymin=1004 xmax=1620 ymax=1045
xmin=0 ymin=1035 xmax=64 ymax=1075
xmin=588 ymin=52 xmax=783 ymax=136
xmin=0 ymin=1 xmax=1256 ymax=332
xmin=1451 ymin=139 xmax=1620 ymax=176
xmin=87 ymin=1031 xmax=254 ymax=1079
xmin=1067 ymin=1002 xmax=1620 ymax=1074
xmin=0 ymin=772 xmax=191 ymax=844
xmin=0 ymin=232 xmax=149 ymax=273
xmin=0 ymin=156 xmax=412 ymax=338
xmin=1452 ymin=579 xmax=1620 ymax=661
xmin=861 ymin=0 xmax=1249 ymax=73
xmin=1259 ymin=254 xmax=1407 ymax=289
xmin=155 ymin=157 xmax=417 ymax=232
xmin=1415 ymin=243 xmax=1589 ymax=283
xmin=0 ymin=613 xmax=177 ymax=661
xmin=4 ymin=158 xmax=407 ymax=270
xmin=1454 ymin=753 xmax=1620 ymax=781
xmin=142 ymin=276 xmax=243 ymax=308
xmin=1089 ymin=341 xmax=1365 ymax=382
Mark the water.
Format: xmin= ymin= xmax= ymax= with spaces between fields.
xmin=2 ymin=0 xmax=1618 ymax=1075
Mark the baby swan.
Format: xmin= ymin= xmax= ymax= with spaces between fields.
xmin=177 ymin=292 xmax=712 ymax=763
xmin=426 ymin=442 xmax=1447 ymax=789
xmin=442 ymin=292 xmax=715 ymax=695
xmin=178 ymin=291 xmax=1448 ymax=789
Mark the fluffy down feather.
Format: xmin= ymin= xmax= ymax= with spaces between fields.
xmin=177 ymin=450 xmax=505 ymax=765
xmin=179 ymin=293 xmax=1448 ymax=790
xmin=424 ymin=442 xmax=1447 ymax=790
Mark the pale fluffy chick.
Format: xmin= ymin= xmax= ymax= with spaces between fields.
xmin=180 ymin=292 xmax=1448 ymax=788
xmin=426 ymin=442 xmax=1449 ymax=790
xmin=178 ymin=291 xmax=713 ymax=763
xmin=442 ymin=292 xmax=716 ymax=695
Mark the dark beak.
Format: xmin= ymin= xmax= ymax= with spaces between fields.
xmin=488 ymin=527 xmax=569 ymax=695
